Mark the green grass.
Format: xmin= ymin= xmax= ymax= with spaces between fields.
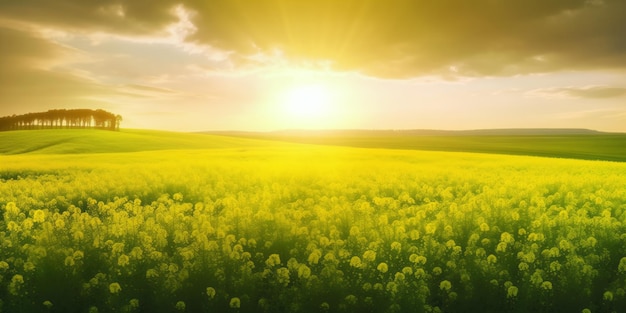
xmin=216 ymin=132 xmax=626 ymax=162
xmin=1 ymin=129 xmax=624 ymax=162
xmin=0 ymin=129 xmax=279 ymax=154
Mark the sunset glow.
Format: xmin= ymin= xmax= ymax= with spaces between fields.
xmin=282 ymin=84 xmax=333 ymax=122
xmin=0 ymin=1 xmax=624 ymax=131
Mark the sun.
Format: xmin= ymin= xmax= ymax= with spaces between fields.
xmin=282 ymin=84 xmax=332 ymax=120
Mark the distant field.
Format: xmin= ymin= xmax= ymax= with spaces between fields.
xmin=209 ymin=129 xmax=626 ymax=162
xmin=0 ymin=129 xmax=279 ymax=154
xmin=2 ymin=129 xmax=624 ymax=162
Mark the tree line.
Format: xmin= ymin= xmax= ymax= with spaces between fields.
xmin=0 ymin=109 xmax=122 ymax=131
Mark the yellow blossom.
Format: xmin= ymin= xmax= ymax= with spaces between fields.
xmin=175 ymin=301 xmax=185 ymax=311
xmin=377 ymin=262 xmax=389 ymax=273
xmin=439 ymin=280 xmax=452 ymax=291
xmin=349 ymin=256 xmax=362 ymax=268
xmin=229 ymin=297 xmax=241 ymax=309
xmin=206 ymin=287 xmax=216 ymax=299
xmin=33 ymin=210 xmax=45 ymax=223
xmin=109 ymin=282 xmax=122 ymax=294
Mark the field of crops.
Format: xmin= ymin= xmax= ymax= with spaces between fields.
xmin=1 ymin=131 xmax=626 ymax=313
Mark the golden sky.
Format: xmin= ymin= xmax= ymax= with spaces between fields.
xmin=1 ymin=0 xmax=625 ymax=131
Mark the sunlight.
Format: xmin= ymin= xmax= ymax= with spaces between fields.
xmin=281 ymin=84 xmax=333 ymax=122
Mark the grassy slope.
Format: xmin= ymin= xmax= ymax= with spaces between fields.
xmin=1 ymin=128 xmax=624 ymax=162
xmin=0 ymin=129 xmax=280 ymax=154
xmin=213 ymin=131 xmax=626 ymax=162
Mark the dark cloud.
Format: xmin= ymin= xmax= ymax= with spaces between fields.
xmin=0 ymin=0 xmax=178 ymax=36
xmin=1 ymin=0 xmax=625 ymax=78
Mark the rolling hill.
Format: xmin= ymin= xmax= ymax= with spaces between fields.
xmin=205 ymin=128 xmax=626 ymax=162
xmin=1 ymin=128 xmax=624 ymax=162
xmin=0 ymin=129 xmax=278 ymax=154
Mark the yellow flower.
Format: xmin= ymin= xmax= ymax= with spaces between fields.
xmin=9 ymin=274 xmax=24 ymax=295
xmin=173 ymin=193 xmax=184 ymax=202
xmin=265 ymin=254 xmax=281 ymax=268
xmin=541 ymin=281 xmax=553 ymax=290
xmin=362 ymin=283 xmax=372 ymax=292
xmin=33 ymin=209 xmax=45 ymax=223
xmin=414 ymin=268 xmax=426 ymax=279
xmin=479 ymin=222 xmax=490 ymax=232
xmin=55 ymin=219 xmax=66 ymax=229
xmin=507 ymin=286 xmax=519 ymax=298
xmin=439 ymin=280 xmax=452 ymax=291
xmin=109 ymin=282 xmax=122 ymax=294
xmin=377 ymin=262 xmax=388 ymax=274
xmin=496 ymin=242 xmax=507 ymax=253
xmin=345 ymin=295 xmax=357 ymax=305
xmin=64 ymin=256 xmax=75 ymax=267
xmin=175 ymin=301 xmax=185 ymax=311
xmin=276 ymin=267 xmax=290 ymax=286
xmin=229 ymin=297 xmax=241 ymax=309
xmin=445 ymin=240 xmax=456 ymax=249
xmin=146 ymin=269 xmax=159 ymax=279
xmin=297 ymin=264 xmax=311 ymax=279
xmin=206 ymin=287 xmax=216 ymax=299
xmin=618 ymin=257 xmax=626 ymax=273
xmin=308 ymin=250 xmax=321 ymax=265
xmin=363 ymin=250 xmax=376 ymax=263
xmin=391 ymin=241 xmax=402 ymax=252
xmin=349 ymin=256 xmax=362 ymax=268
xmin=402 ymin=267 xmax=413 ymax=276
xmin=518 ymin=262 xmax=529 ymax=271
xmin=394 ymin=272 xmax=405 ymax=282
xmin=425 ymin=223 xmax=437 ymax=234
xmin=118 ymin=254 xmax=130 ymax=267
xmin=432 ymin=267 xmax=442 ymax=275
xmin=23 ymin=261 xmax=36 ymax=272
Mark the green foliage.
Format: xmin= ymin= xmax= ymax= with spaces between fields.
xmin=1 ymin=144 xmax=626 ymax=313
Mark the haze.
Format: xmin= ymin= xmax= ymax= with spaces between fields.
xmin=1 ymin=0 xmax=625 ymax=132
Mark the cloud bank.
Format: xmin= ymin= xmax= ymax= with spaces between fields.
xmin=1 ymin=0 xmax=626 ymax=78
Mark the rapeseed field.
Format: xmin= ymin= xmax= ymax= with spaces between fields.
xmin=1 ymin=139 xmax=625 ymax=313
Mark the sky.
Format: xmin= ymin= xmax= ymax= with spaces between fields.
xmin=0 ymin=0 xmax=625 ymax=132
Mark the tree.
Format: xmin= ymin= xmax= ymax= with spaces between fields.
xmin=0 ymin=109 xmax=122 ymax=132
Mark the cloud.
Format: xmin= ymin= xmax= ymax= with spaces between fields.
xmin=0 ymin=25 xmax=114 ymax=115
xmin=556 ymin=107 xmax=624 ymax=121
xmin=2 ymin=0 xmax=625 ymax=78
xmin=528 ymin=85 xmax=626 ymax=99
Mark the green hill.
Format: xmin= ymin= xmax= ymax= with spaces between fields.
xmin=2 ymin=128 xmax=625 ymax=162
xmin=0 ymin=129 xmax=277 ymax=154
xmin=207 ymin=129 xmax=626 ymax=162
